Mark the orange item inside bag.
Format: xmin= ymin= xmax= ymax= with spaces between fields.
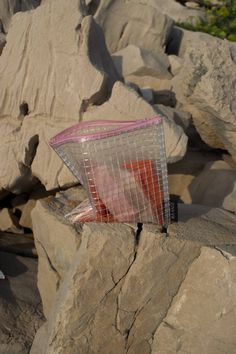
xmin=122 ymin=160 xmax=164 ymax=225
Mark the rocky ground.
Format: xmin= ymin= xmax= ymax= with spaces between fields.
xmin=0 ymin=0 xmax=236 ymax=353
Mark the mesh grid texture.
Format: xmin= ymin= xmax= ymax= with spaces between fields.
xmin=50 ymin=117 xmax=170 ymax=226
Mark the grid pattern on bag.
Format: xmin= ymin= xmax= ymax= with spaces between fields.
xmin=51 ymin=118 xmax=170 ymax=226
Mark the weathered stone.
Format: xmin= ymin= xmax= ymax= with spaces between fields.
xmin=31 ymin=199 xmax=82 ymax=316
xmin=19 ymin=199 xmax=36 ymax=229
xmin=0 ymin=252 xmax=43 ymax=354
xmin=126 ymin=76 xmax=174 ymax=91
xmin=184 ymin=105 xmax=225 ymax=149
xmin=168 ymin=150 xmax=219 ymax=198
xmin=182 ymin=160 xmax=236 ymax=213
xmin=172 ymin=32 xmax=236 ymax=159
xmin=152 ymin=246 xmax=236 ymax=354
xmin=154 ymin=104 xmax=191 ymax=130
xmin=0 ymin=0 xmax=119 ymax=192
xmin=84 ymin=81 xmax=188 ymax=163
xmin=31 ymin=208 xmax=236 ymax=354
xmin=0 ymin=208 xmax=23 ymax=234
xmin=112 ymin=44 xmax=171 ymax=80
xmin=55 ymin=185 xmax=88 ymax=204
xmin=124 ymin=0 xmax=204 ymax=24
xmin=95 ymin=0 xmax=174 ymax=55
xmin=169 ymin=206 xmax=236 ymax=245
xmin=31 ymin=222 xmax=137 ymax=354
xmin=168 ymin=54 xmax=183 ymax=76
xmin=0 ymin=0 xmax=41 ymax=33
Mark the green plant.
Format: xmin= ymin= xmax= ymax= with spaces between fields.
xmin=177 ymin=0 xmax=236 ymax=42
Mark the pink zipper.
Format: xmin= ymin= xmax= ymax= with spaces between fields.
xmin=49 ymin=116 xmax=162 ymax=146
xmin=49 ymin=119 xmax=135 ymax=146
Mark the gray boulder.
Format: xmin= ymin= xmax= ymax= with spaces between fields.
xmin=30 ymin=205 xmax=236 ymax=354
xmin=95 ymin=0 xmax=174 ymax=55
xmin=0 ymin=0 xmax=119 ymax=193
xmin=172 ymin=32 xmax=236 ymax=160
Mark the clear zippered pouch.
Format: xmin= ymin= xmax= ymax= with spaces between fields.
xmin=49 ymin=117 xmax=170 ymax=226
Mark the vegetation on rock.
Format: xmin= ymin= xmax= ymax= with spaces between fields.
xmin=177 ymin=0 xmax=236 ymax=41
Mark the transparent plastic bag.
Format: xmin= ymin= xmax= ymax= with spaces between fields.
xmin=49 ymin=117 xmax=170 ymax=226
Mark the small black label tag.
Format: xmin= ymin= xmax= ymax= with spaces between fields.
xmin=170 ymin=199 xmax=178 ymax=223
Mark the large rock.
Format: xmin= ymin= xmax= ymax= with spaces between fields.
xmin=84 ymin=81 xmax=188 ymax=163
xmin=94 ymin=0 xmax=174 ymax=55
xmin=168 ymin=150 xmax=219 ymax=198
xmin=124 ymin=0 xmax=205 ymax=25
xmin=0 ymin=252 xmax=43 ymax=354
xmin=31 ymin=207 xmax=236 ymax=354
xmin=0 ymin=0 xmax=120 ymax=192
xmin=172 ymin=32 xmax=236 ymax=160
xmin=182 ymin=160 xmax=236 ymax=213
xmin=32 ymin=198 xmax=82 ymax=317
xmin=152 ymin=246 xmax=236 ymax=354
xmin=0 ymin=0 xmax=41 ymax=33
xmin=19 ymin=199 xmax=36 ymax=229
xmin=112 ymin=44 xmax=171 ymax=81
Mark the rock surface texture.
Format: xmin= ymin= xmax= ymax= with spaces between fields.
xmin=31 ymin=201 xmax=236 ymax=354
xmin=95 ymin=0 xmax=174 ymax=55
xmin=0 ymin=0 xmax=41 ymax=33
xmin=182 ymin=160 xmax=236 ymax=212
xmin=0 ymin=252 xmax=43 ymax=354
xmin=112 ymin=44 xmax=171 ymax=80
xmin=0 ymin=0 xmax=188 ymax=195
xmin=32 ymin=199 xmax=82 ymax=317
xmin=173 ymin=32 xmax=236 ymax=160
xmin=0 ymin=0 xmax=119 ymax=192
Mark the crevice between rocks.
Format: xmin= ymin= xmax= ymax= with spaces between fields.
xmin=35 ymin=239 xmax=61 ymax=285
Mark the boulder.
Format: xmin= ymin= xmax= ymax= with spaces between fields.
xmin=172 ymin=32 xmax=236 ymax=159
xmin=94 ymin=0 xmax=174 ymax=55
xmin=84 ymin=81 xmax=188 ymax=163
xmin=152 ymin=247 xmax=236 ymax=354
xmin=125 ymin=75 xmax=174 ymax=92
xmin=154 ymin=104 xmax=191 ymax=131
xmin=182 ymin=160 xmax=236 ymax=213
xmin=0 ymin=0 xmax=41 ymax=33
xmin=0 ymin=252 xmax=43 ymax=354
xmin=112 ymin=44 xmax=171 ymax=80
xmin=123 ymin=0 xmax=205 ymax=24
xmin=168 ymin=54 xmax=183 ymax=76
xmin=0 ymin=0 xmax=120 ymax=192
xmin=31 ymin=198 xmax=82 ymax=317
xmin=168 ymin=150 xmax=220 ymax=198
xmin=31 ymin=207 xmax=236 ymax=354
